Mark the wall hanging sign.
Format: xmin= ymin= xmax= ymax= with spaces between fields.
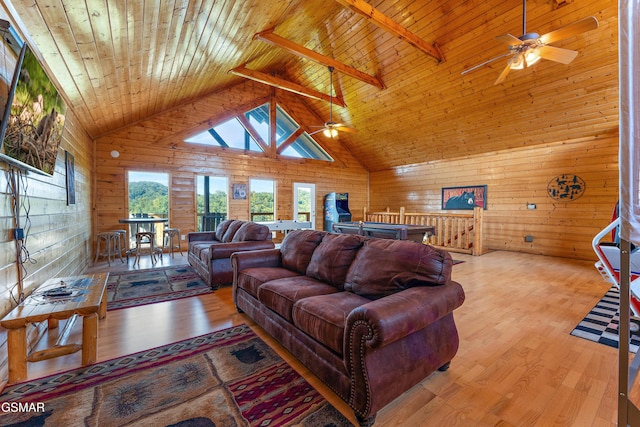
xmin=442 ymin=185 xmax=487 ymax=210
xmin=232 ymin=183 xmax=247 ymax=200
xmin=547 ymin=174 xmax=586 ymax=201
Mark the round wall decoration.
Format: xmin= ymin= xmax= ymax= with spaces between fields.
xmin=547 ymin=174 xmax=586 ymax=201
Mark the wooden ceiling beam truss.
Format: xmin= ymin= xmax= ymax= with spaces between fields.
xmin=334 ymin=0 xmax=445 ymax=63
xmin=254 ymin=29 xmax=386 ymax=89
xmin=229 ymin=65 xmax=347 ymax=107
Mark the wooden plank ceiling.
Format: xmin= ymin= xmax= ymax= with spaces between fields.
xmin=5 ymin=0 xmax=618 ymax=172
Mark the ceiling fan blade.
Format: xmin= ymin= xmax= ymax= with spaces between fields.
xmin=461 ymin=52 xmax=514 ymax=75
xmin=539 ymin=16 xmax=599 ymax=45
xmin=494 ymin=62 xmax=512 ymax=85
xmin=336 ymin=125 xmax=358 ymax=134
xmin=495 ymin=33 xmax=523 ymax=46
xmin=308 ymin=128 xmax=326 ymax=136
xmin=538 ymin=45 xmax=578 ymax=64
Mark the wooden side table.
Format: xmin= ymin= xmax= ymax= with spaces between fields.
xmin=0 ymin=273 xmax=108 ymax=384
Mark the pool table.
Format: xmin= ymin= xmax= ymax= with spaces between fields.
xmin=332 ymin=221 xmax=435 ymax=243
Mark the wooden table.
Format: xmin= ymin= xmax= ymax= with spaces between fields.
xmin=0 ymin=273 xmax=108 ymax=384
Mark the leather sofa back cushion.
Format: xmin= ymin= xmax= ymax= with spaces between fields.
xmin=344 ymin=239 xmax=453 ymax=299
xmin=306 ymin=233 xmax=365 ymax=289
xmin=215 ymin=219 xmax=235 ymax=241
xmin=280 ymin=230 xmax=325 ymax=274
xmin=232 ymin=221 xmax=270 ymax=242
xmin=222 ymin=220 xmax=245 ymax=242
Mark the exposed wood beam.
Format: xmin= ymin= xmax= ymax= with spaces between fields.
xmin=254 ymin=29 xmax=385 ymax=90
xmin=230 ymin=65 xmax=346 ymax=107
xmin=334 ymin=0 xmax=444 ymax=63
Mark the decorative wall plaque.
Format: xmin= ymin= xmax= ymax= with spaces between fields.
xmin=547 ymin=174 xmax=586 ymax=201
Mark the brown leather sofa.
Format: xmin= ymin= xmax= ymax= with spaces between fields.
xmin=187 ymin=220 xmax=274 ymax=289
xmin=231 ymin=229 xmax=465 ymax=426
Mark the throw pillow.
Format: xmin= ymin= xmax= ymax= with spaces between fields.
xmin=222 ymin=220 xmax=244 ymax=242
xmin=232 ymin=222 xmax=271 ymax=242
xmin=215 ymin=219 xmax=234 ymax=241
xmin=344 ymin=238 xmax=452 ymax=299
xmin=306 ymin=233 xmax=364 ymax=289
xmin=280 ymin=230 xmax=325 ymax=274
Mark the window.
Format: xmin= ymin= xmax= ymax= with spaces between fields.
xmin=250 ymin=179 xmax=275 ymax=222
xmin=196 ymin=176 xmax=228 ymax=231
xmin=185 ymin=117 xmax=263 ymax=152
xmin=127 ymin=171 xmax=169 ymax=246
xmin=185 ymin=102 xmax=333 ymax=161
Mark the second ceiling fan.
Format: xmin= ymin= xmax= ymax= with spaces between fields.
xmin=310 ymin=66 xmax=358 ymax=138
xmin=462 ymin=0 xmax=599 ymax=85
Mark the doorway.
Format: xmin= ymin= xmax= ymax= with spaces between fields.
xmin=294 ymin=183 xmax=315 ymax=229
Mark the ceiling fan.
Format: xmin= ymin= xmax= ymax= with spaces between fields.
xmin=309 ymin=66 xmax=358 ymax=138
xmin=461 ymin=0 xmax=598 ymax=85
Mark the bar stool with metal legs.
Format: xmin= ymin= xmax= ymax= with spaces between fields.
xmin=133 ymin=231 xmax=162 ymax=267
xmin=95 ymin=231 xmax=124 ymax=266
xmin=163 ymin=228 xmax=183 ymax=257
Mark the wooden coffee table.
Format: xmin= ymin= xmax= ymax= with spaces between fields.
xmin=0 ymin=273 xmax=108 ymax=384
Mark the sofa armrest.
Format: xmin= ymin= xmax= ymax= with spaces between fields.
xmin=231 ymin=248 xmax=283 ymax=271
xmin=346 ymin=281 xmax=465 ymax=349
xmin=188 ymin=231 xmax=219 ymax=243
xmin=209 ymin=241 xmax=275 ymax=259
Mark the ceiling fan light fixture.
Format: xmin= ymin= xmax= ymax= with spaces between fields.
xmin=509 ymin=54 xmax=525 ymax=70
xmin=524 ymin=46 xmax=541 ymax=66
xmin=323 ymin=128 xmax=338 ymax=138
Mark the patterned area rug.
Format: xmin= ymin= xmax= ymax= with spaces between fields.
xmin=107 ymin=265 xmax=212 ymax=310
xmin=0 ymin=324 xmax=352 ymax=426
xmin=570 ymin=286 xmax=640 ymax=352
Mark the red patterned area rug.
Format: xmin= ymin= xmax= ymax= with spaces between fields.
xmin=106 ymin=265 xmax=213 ymax=310
xmin=0 ymin=324 xmax=352 ymax=426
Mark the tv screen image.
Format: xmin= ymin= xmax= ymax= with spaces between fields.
xmin=0 ymin=41 xmax=67 ymax=176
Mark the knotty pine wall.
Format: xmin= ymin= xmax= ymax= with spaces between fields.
xmin=370 ymin=134 xmax=618 ymax=260
xmin=93 ymin=80 xmax=369 ymax=244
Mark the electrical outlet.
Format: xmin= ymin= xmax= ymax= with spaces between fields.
xmin=525 ymin=235 xmax=534 ymax=242
xmin=181 ymin=235 xmax=186 ymax=240
xmin=527 ymin=203 xmax=536 ymax=210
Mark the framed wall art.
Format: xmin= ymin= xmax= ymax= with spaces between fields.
xmin=65 ymin=151 xmax=75 ymax=205
xmin=442 ymin=185 xmax=487 ymax=210
xmin=232 ymin=183 xmax=247 ymax=200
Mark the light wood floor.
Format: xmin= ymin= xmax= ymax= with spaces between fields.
xmin=19 ymin=250 xmax=632 ymax=426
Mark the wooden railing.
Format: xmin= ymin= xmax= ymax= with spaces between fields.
xmin=363 ymin=206 xmax=484 ymax=256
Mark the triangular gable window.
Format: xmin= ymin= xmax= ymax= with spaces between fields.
xmin=185 ymin=102 xmax=333 ymax=162
xmin=185 ymin=116 xmax=263 ymax=152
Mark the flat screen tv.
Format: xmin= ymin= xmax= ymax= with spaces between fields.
xmin=0 ymin=38 xmax=67 ymax=176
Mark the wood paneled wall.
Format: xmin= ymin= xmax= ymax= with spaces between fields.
xmin=0 ymin=107 xmax=94 ymax=318
xmin=93 ymin=80 xmax=369 ymax=243
xmin=369 ymin=134 xmax=619 ymax=260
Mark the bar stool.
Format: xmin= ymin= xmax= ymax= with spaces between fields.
xmin=114 ymin=229 xmax=127 ymax=259
xmin=163 ymin=228 xmax=183 ymax=257
xmin=133 ymin=231 xmax=162 ymax=267
xmin=94 ymin=231 xmax=124 ymax=266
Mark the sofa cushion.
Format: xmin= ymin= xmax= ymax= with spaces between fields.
xmin=280 ymin=230 xmax=326 ymax=274
xmin=258 ymin=276 xmax=338 ymax=322
xmin=292 ymin=292 xmax=370 ymax=355
xmin=222 ymin=220 xmax=244 ymax=242
xmin=189 ymin=242 xmax=215 ymax=262
xmin=236 ymin=267 xmax=301 ymax=298
xmin=215 ymin=219 xmax=235 ymax=241
xmin=306 ymin=233 xmax=365 ymax=289
xmin=344 ymin=239 xmax=453 ymax=300
xmin=232 ymin=221 xmax=270 ymax=242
